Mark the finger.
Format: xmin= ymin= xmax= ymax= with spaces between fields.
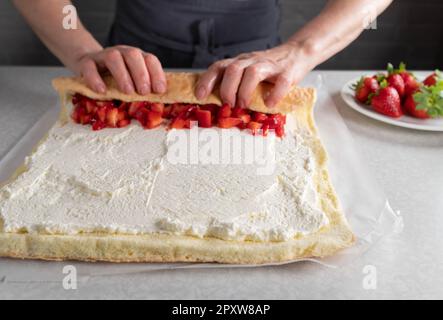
xmin=219 ymin=60 xmax=252 ymax=107
xmin=144 ymin=53 xmax=166 ymax=93
xmin=102 ymin=49 xmax=135 ymax=94
xmin=237 ymin=63 xmax=274 ymax=108
xmin=265 ymin=73 xmax=293 ymax=108
xmin=79 ymin=58 xmax=106 ymax=93
xmin=195 ymin=59 xmax=232 ymax=99
xmin=122 ymin=48 xmax=151 ymax=95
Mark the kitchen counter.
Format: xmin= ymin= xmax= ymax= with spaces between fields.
xmin=0 ymin=67 xmax=442 ymax=299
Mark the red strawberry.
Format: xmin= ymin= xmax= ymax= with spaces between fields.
xmin=150 ymin=102 xmax=164 ymax=114
xmin=247 ymin=121 xmax=262 ymax=135
xmin=128 ymin=101 xmax=145 ymax=117
xmin=371 ymin=86 xmax=403 ymax=118
xmin=71 ymin=106 xmax=85 ymax=123
xmin=401 ymin=72 xmax=420 ymax=96
xmin=423 ymin=71 xmax=441 ymax=87
xmin=218 ymin=117 xmax=242 ymax=128
xmin=96 ymin=106 xmax=108 ymax=123
xmin=232 ymin=106 xmax=247 ymax=117
xmin=106 ymin=108 xmax=119 ymax=127
xmin=195 ymin=109 xmax=212 ymax=128
xmin=80 ymin=113 xmax=92 ymax=125
xmin=252 ymin=112 xmax=267 ymax=123
xmin=85 ymin=100 xmax=97 ymax=114
xmin=424 ymin=73 xmax=437 ymax=87
xmin=170 ymin=118 xmax=186 ymax=129
xmin=92 ymin=120 xmax=106 ymax=131
xmin=200 ymin=104 xmax=218 ymax=114
xmin=117 ymin=119 xmax=131 ymax=128
xmin=96 ymin=101 xmax=114 ymax=108
xmin=144 ymin=111 xmax=163 ymax=129
xmin=117 ymin=110 xmax=127 ymax=122
xmin=238 ymin=114 xmax=251 ymax=124
xmin=218 ymin=103 xmax=232 ymax=118
xmin=170 ymin=103 xmax=191 ymax=118
xmin=403 ymin=94 xmax=430 ymax=119
xmin=262 ymin=123 xmax=270 ymax=136
xmin=162 ymin=105 xmax=172 ymax=118
xmin=134 ymin=107 xmax=150 ymax=126
xmin=387 ymin=74 xmax=405 ymax=97
xmin=275 ymin=126 xmax=285 ymax=138
xmin=353 ymin=76 xmax=379 ymax=104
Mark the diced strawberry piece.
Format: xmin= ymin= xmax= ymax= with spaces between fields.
xmin=171 ymin=103 xmax=191 ymax=117
xmin=92 ymin=120 xmax=106 ymax=131
xmin=80 ymin=114 xmax=92 ymax=125
xmin=184 ymin=118 xmax=193 ymax=129
xmin=117 ymin=119 xmax=131 ymax=128
xmin=247 ymin=121 xmax=262 ymax=135
xmin=238 ymin=114 xmax=251 ymax=124
xmin=106 ymin=108 xmax=119 ymax=127
xmin=144 ymin=111 xmax=163 ymax=129
xmin=128 ymin=101 xmax=145 ymax=117
xmin=232 ymin=106 xmax=247 ymax=117
xmin=96 ymin=106 xmax=108 ymax=123
xmin=218 ymin=117 xmax=242 ymax=128
xmin=134 ymin=107 xmax=150 ymax=125
xmin=162 ymin=105 xmax=172 ymax=118
xmin=263 ymin=114 xmax=283 ymax=129
xmin=117 ymin=110 xmax=127 ymax=122
xmin=262 ymin=123 xmax=270 ymax=137
xmin=96 ymin=101 xmax=114 ymax=108
xmin=170 ymin=118 xmax=186 ymax=129
xmin=150 ymin=102 xmax=164 ymax=114
xmin=118 ymin=102 xmax=129 ymax=113
xmin=85 ymin=100 xmax=97 ymax=114
xmin=275 ymin=126 xmax=285 ymax=138
xmin=252 ymin=112 xmax=267 ymax=123
xmin=195 ymin=109 xmax=212 ymax=128
xmin=200 ymin=104 xmax=218 ymax=114
xmin=71 ymin=106 xmax=86 ymax=123
xmin=219 ymin=103 xmax=232 ymax=118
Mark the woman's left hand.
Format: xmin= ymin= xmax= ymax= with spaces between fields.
xmin=195 ymin=42 xmax=316 ymax=108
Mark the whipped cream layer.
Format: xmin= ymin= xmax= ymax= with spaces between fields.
xmin=0 ymin=114 xmax=329 ymax=242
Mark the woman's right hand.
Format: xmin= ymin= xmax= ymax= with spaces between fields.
xmin=73 ymin=45 xmax=167 ymax=95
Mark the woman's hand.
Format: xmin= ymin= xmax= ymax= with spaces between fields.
xmin=74 ymin=45 xmax=167 ymax=95
xmin=195 ymin=43 xmax=316 ymax=108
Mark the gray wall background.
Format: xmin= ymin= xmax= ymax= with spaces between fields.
xmin=0 ymin=0 xmax=442 ymax=70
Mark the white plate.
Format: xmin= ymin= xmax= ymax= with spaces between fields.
xmin=341 ymin=76 xmax=443 ymax=131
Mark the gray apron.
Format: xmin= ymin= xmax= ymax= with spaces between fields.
xmin=108 ymin=0 xmax=281 ymax=68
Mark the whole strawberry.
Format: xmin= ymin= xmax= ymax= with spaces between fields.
xmin=387 ymin=73 xmax=405 ymax=97
xmin=371 ymin=82 xmax=403 ymax=118
xmin=404 ymin=94 xmax=430 ymax=119
xmin=423 ymin=70 xmax=441 ymax=87
xmin=405 ymin=79 xmax=443 ymax=118
xmin=353 ymin=76 xmax=380 ymax=104
xmin=387 ymin=62 xmax=420 ymax=96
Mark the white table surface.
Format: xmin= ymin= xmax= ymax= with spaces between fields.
xmin=0 ymin=67 xmax=442 ymax=300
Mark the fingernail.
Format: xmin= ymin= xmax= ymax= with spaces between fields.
xmin=124 ymin=83 xmax=134 ymax=94
xmin=154 ymin=81 xmax=166 ymax=93
xmin=139 ymin=83 xmax=150 ymax=95
xmin=196 ymin=86 xmax=206 ymax=99
xmin=96 ymin=83 xmax=106 ymax=93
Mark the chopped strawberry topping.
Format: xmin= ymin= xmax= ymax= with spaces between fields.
xmin=195 ymin=109 xmax=212 ymax=128
xmin=218 ymin=117 xmax=242 ymax=129
xmin=106 ymin=108 xmax=119 ymax=127
xmin=71 ymin=94 xmax=286 ymax=137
